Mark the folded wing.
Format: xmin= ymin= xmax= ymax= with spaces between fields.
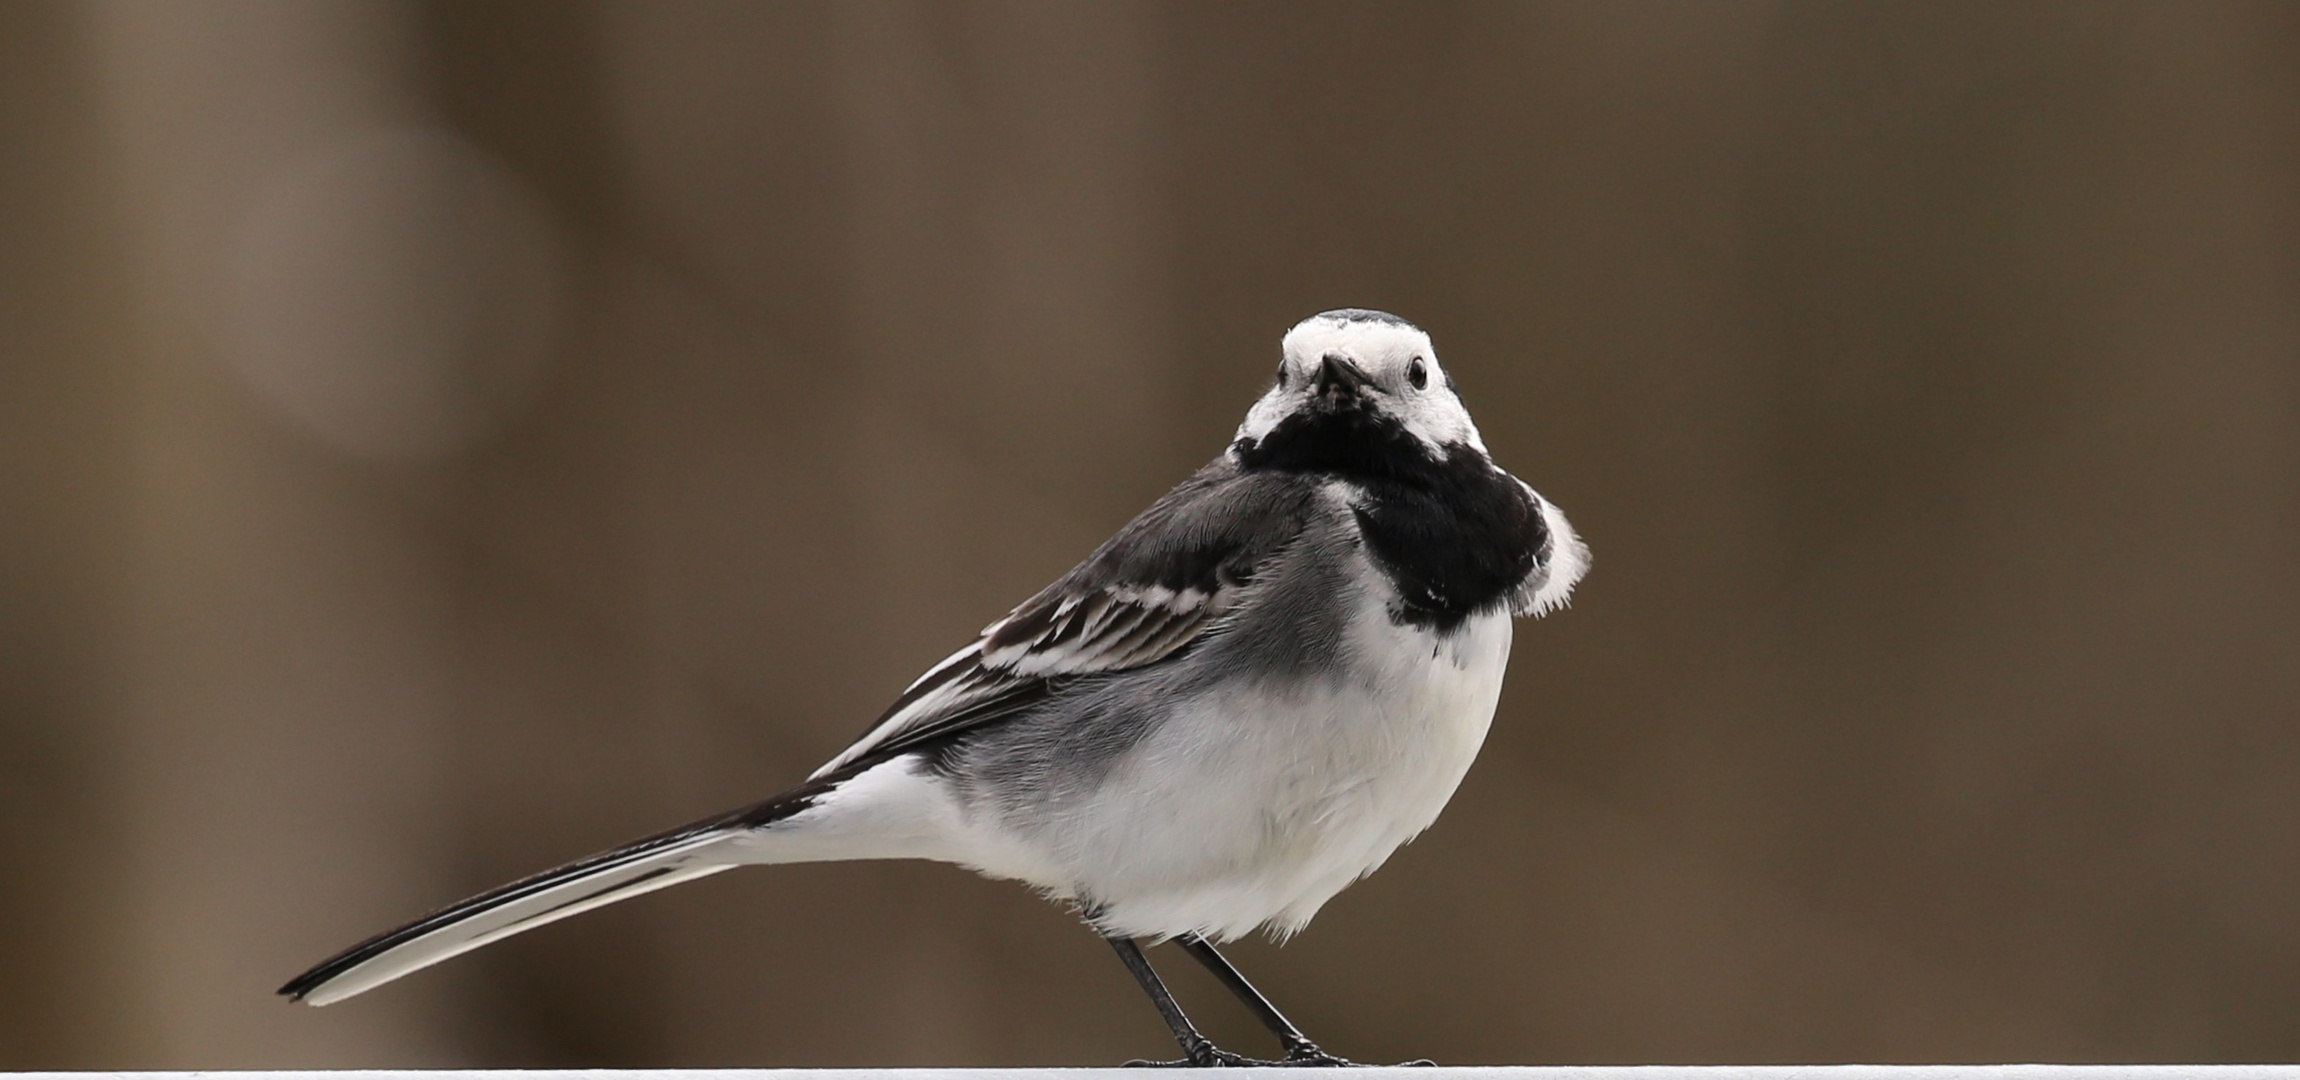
xmin=816 ymin=459 xmax=1316 ymax=776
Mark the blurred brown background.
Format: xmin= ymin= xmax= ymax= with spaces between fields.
xmin=3 ymin=0 xmax=2297 ymax=1069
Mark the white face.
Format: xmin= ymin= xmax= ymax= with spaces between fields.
xmin=1234 ymin=311 xmax=1486 ymax=457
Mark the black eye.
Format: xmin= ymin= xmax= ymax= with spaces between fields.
xmin=1275 ymin=361 xmax=1289 ymax=388
xmin=1407 ymin=357 xmax=1428 ymax=390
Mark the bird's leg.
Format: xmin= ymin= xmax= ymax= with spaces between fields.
xmin=1175 ymin=935 xmax=1354 ymax=1066
xmin=1107 ymin=936 xmax=1249 ymax=1067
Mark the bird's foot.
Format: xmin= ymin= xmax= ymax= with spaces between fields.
xmin=1276 ymin=1043 xmax=1434 ymax=1067
xmin=1121 ymin=1038 xmax=1433 ymax=1068
xmin=1278 ymin=1041 xmax=1355 ymax=1067
xmin=1124 ymin=1038 xmax=1264 ymax=1067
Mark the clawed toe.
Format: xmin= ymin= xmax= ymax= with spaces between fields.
xmin=1282 ymin=1047 xmax=1437 ymax=1068
xmin=1279 ymin=1043 xmax=1355 ymax=1067
xmin=1122 ymin=1045 xmax=1434 ymax=1068
xmin=1123 ymin=1043 xmax=1264 ymax=1068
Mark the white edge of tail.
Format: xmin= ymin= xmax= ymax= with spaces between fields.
xmin=288 ymin=832 xmax=739 ymax=1006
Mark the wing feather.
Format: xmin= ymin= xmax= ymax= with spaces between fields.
xmin=813 ymin=461 xmax=1318 ymax=777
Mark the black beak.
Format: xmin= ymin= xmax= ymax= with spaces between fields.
xmin=1313 ymin=354 xmax=1372 ymax=398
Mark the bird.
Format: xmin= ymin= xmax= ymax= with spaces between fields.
xmin=279 ymin=308 xmax=1588 ymax=1067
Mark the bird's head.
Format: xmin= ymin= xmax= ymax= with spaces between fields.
xmin=1232 ymin=310 xmax=1485 ymax=476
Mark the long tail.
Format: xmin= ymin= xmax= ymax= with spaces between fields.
xmin=279 ymin=776 xmax=843 ymax=1006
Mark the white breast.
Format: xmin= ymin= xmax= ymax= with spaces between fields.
xmin=1036 ymin=565 xmax=1517 ymax=943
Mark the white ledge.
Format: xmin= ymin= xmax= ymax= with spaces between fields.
xmin=11 ymin=1068 xmax=2297 ymax=1080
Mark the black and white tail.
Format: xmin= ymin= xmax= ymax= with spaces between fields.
xmin=279 ymin=780 xmax=838 ymax=1006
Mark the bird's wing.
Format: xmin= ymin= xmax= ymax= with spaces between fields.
xmin=814 ymin=461 xmax=1314 ymax=777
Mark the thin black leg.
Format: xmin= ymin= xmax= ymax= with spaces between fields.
xmin=1106 ymin=935 xmax=1243 ymax=1067
xmin=1175 ymin=935 xmax=1351 ymax=1065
